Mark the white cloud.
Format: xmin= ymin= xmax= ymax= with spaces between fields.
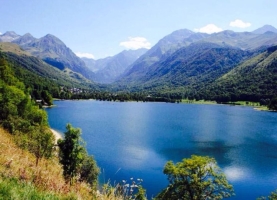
xmin=229 ymin=19 xmax=251 ymax=28
xmin=120 ymin=37 xmax=151 ymax=50
xmin=194 ymin=24 xmax=223 ymax=34
xmin=0 ymin=32 xmax=2 ymax=35
xmin=75 ymin=52 xmax=95 ymax=59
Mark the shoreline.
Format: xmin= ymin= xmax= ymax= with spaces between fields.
xmin=50 ymin=128 xmax=63 ymax=144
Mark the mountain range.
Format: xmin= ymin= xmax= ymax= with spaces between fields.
xmin=0 ymin=32 xmax=95 ymax=80
xmin=82 ymin=48 xmax=147 ymax=83
xmin=1 ymin=24 xmax=277 ymax=101
xmin=118 ymin=25 xmax=277 ymax=86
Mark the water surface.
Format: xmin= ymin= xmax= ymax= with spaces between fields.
xmin=46 ymin=100 xmax=277 ymax=199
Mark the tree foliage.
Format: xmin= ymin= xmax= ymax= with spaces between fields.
xmin=58 ymin=124 xmax=99 ymax=185
xmin=58 ymin=124 xmax=85 ymax=184
xmin=0 ymin=53 xmax=55 ymax=165
xmin=155 ymin=155 xmax=234 ymax=200
xmin=28 ymin=126 xmax=55 ymax=166
xmin=257 ymin=190 xmax=277 ymax=200
xmin=268 ymin=97 xmax=277 ymax=111
xmin=79 ymin=154 xmax=100 ymax=187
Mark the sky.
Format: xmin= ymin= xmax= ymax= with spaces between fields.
xmin=0 ymin=0 xmax=277 ymax=59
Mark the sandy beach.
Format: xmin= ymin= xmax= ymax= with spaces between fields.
xmin=50 ymin=128 xmax=63 ymax=144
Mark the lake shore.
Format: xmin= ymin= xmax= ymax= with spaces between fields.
xmin=50 ymin=128 xmax=63 ymax=144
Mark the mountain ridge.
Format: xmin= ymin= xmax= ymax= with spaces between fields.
xmin=252 ymin=25 xmax=277 ymax=34
xmin=91 ymin=48 xmax=148 ymax=83
xmin=117 ymin=25 xmax=277 ymax=89
xmin=1 ymin=25 xmax=277 ymax=101
xmin=0 ymin=32 xmax=96 ymax=80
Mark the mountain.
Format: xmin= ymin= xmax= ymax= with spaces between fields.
xmin=12 ymin=33 xmax=37 ymax=46
xmin=200 ymin=30 xmax=277 ymax=50
xmin=0 ymin=42 xmax=31 ymax=56
xmin=117 ymin=43 xmax=251 ymax=93
xmin=117 ymin=25 xmax=277 ymax=93
xmin=120 ymin=29 xmax=209 ymax=80
xmin=1 ymin=31 xmax=95 ymax=80
xmin=82 ymin=57 xmax=111 ymax=72
xmin=82 ymin=57 xmax=97 ymax=72
xmin=0 ymin=31 xmax=20 ymax=42
xmin=0 ymin=42 xmax=94 ymax=89
xmin=197 ymin=45 xmax=277 ymax=102
xmin=16 ymin=34 xmax=95 ymax=80
xmin=252 ymin=25 xmax=277 ymax=34
xmin=92 ymin=48 xmax=147 ymax=83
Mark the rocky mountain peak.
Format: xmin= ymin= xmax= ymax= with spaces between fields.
xmin=40 ymin=34 xmax=64 ymax=45
xmin=0 ymin=31 xmax=21 ymax=42
xmin=13 ymin=33 xmax=36 ymax=46
xmin=252 ymin=25 xmax=277 ymax=34
xmin=3 ymin=31 xmax=20 ymax=37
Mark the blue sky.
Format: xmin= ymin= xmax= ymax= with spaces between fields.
xmin=1 ymin=0 xmax=276 ymax=59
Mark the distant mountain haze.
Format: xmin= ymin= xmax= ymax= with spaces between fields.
xmin=252 ymin=25 xmax=277 ymax=34
xmin=0 ymin=31 xmax=20 ymax=42
xmin=86 ymin=48 xmax=148 ymax=83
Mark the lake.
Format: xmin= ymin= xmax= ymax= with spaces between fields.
xmin=46 ymin=100 xmax=277 ymax=199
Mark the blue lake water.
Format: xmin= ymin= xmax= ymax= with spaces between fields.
xmin=46 ymin=100 xmax=277 ymax=199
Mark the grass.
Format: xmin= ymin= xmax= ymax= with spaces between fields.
xmin=181 ymin=99 xmax=270 ymax=111
xmin=0 ymin=177 xmax=61 ymax=200
xmin=181 ymin=99 xmax=217 ymax=104
xmin=0 ymin=128 xmax=92 ymax=199
xmin=222 ymin=101 xmax=269 ymax=110
xmin=0 ymin=42 xmax=31 ymax=56
xmin=0 ymin=127 xmax=135 ymax=200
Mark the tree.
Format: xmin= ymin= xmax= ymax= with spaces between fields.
xmin=58 ymin=124 xmax=85 ymax=184
xmin=29 ymin=126 xmax=55 ymax=166
xmin=155 ymin=155 xmax=234 ymax=200
xmin=134 ymin=185 xmax=147 ymax=200
xmin=79 ymin=154 xmax=99 ymax=188
xmin=257 ymin=190 xmax=277 ymax=200
xmin=41 ymin=90 xmax=53 ymax=106
xmin=268 ymin=97 xmax=277 ymax=111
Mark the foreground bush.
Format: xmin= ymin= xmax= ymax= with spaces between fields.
xmin=155 ymin=155 xmax=234 ymax=200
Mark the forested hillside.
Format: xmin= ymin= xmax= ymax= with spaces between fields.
xmin=196 ymin=45 xmax=277 ymax=102
xmin=0 ymin=42 xmax=100 ymax=101
xmin=117 ymin=43 xmax=251 ymax=91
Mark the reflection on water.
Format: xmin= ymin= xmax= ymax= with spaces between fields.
xmin=224 ymin=166 xmax=250 ymax=181
xmin=46 ymin=101 xmax=277 ymax=199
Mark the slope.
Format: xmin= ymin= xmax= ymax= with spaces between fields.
xmin=0 ymin=43 xmax=96 ymax=100
xmin=252 ymin=25 xmax=277 ymax=34
xmin=117 ymin=43 xmax=251 ymax=94
xmin=200 ymin=30 xmax=277 ymax=50
xmin=120 ymin=29 xmax=208 ymax=80
xmin=1 ymin=32 xmax=96 ymax=80
xmin=198 ymin=46 xmax=277 ymax=102
xmin=0 ymin=42 xmax=31 ymax=56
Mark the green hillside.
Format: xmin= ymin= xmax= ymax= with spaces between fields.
xmin=116 ymin=43 xmax=252 ymax=95
xmin=0 ymin=43 xmax=99 ymax=100
xmin=197 ymin=46 xmax=277 ymax=102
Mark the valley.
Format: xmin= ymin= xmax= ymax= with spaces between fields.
xmin=1 ymin=25 xmax=277 ymax=105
